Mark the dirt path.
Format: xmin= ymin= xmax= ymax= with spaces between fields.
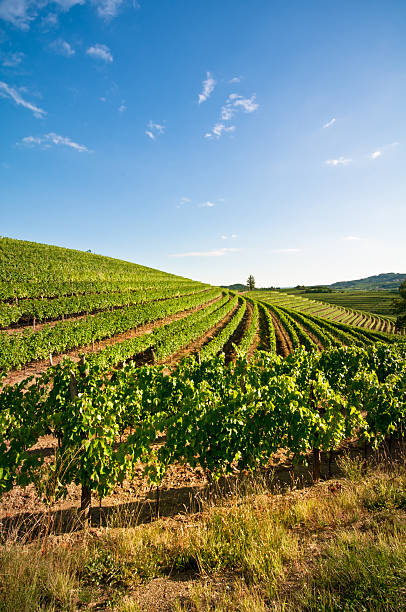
xmin=223 ymin=301 xmax=253 ymax=363
xmin=2 ymin=295 xmax=222 ymax=387
xmin=163 ymin=300 xmax=238 ymax=368
xmin=267 ymin=310 xmax=293 ymax=357
xmin=247 ymin=306 xmax=260 ymax=359
xmin=1 ymin=289 xmax=213 ymax=335
xmin=296 ymin=321 xmax=324 ymax=351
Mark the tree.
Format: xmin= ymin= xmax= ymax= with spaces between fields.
xmin=247 ymin=275 xmax=255 ymax=290
xmin=394 ymin=279 xmax=406 ymax=331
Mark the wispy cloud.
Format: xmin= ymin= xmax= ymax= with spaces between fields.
xmin=54 ymin=0 xmax=84 ymax=8
xmin=204 ymin=123 xmax=235 ymax=140
xmin=0 ymin=1 xmax=130 ymax=30
xmin=220 ymin=234 xmax=238 ymax=240
xmin=50 ymin=38 xmax=75 ymax=56
xmin=92 ymin=0 xmax=124 ymax=19
xmin=118 ymin=101 xmax=127 ymax=112
xmin=198 ymin=71 xmax=216 ymax=104
xmin=19 ymin=132 xmax=90 ymax=152
xmin=323 ymin=117 xmax=336 ymax=129
xmin=86 ymin=43 xmax=113 ymax=63
xmin=176 ymin=196 xmax=191 ymax=208
xmin=206 ymin=92 xmax=258 ymax=139
xmin=221 ymin=93 xmax=258 ymax=121
xmin=145 ymin=120 xmax=165 ymax=140
xmin=199 ymin=201 xmax=215 ymax=208
xmin=343 ymin=235 xmax=361 ymax=241
xmin=1 ymin=51 xmax=24 ymax=67
xmin=369 ymin=142 xmax=399 ymax=160
xmin=272 ymin=248 xmax=300 ymax=254
xmin=170 ymin=248 xmax=239 ymax=258
xmin=325 ymin=156 xmax=352 ymax=166
xmin=229 ymin=76 xmax=241 ymax=84
xmin=0 ymin=0 xmax=37 ymax=30
xmin=0 ymin=0 xmax=84 ymax=30
xmin=0 ymin=81 xmax=46 ymax=117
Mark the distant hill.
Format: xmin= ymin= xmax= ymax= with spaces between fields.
xmin=221 ymin=283 xmax=247 ymax=292
xmin=330 ymin=273 xmax=405 ymax=291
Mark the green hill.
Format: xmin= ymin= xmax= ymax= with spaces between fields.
xmin=0 ymin=236 xmax=200 ymax=299
xmin=330 ymin=273 xmax=405 ymax=291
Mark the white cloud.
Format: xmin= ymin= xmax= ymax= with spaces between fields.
xmin=206 ymin=92 xmax=259 ymax=138
xmin=199 ymin=201 xmax=215 ymax=208
xmin=176 ymin=196 xmax=191 ymax=208
xmin=272 ymin=248 xmax=300 ymax=254
xmin=204 ymin=123 xmax=235 ymax=140
xmin=170 ymin=248 xmax=239 ymax=258
xmin=198 ymin=71 xmax=216 ymax=104
xmin=54 ymin=0 xmax=84 ymax=8
xmin=92 ymin=0 xmax=124 ymax=18
xmin=19 ymin=132 xmax=90 ymax=152
xmin=323 ymin=117 xmax=336 ymax=129
xmin=229 ymin=77 xmax=241 ymax=84
xmin=118 ymin=102 xmax=127 ymax=112
xmin=325 ymin=157 xmax=352 ymax=166
xmin=50 ymin=39 xmax=75 ymax=56
xmin=343 ymin=236 xmax=361 ymax=241
xmin=231 ymin=234 xmax=238 ymax=239
xmin=1 ymin=51 xmax=24 ymax=67
xmin=221 ymin=93 xmax=259 ymax=122
xmin=0 ymin=0 xmax=127 ymax=30
xmin=0 ymin=81 xmax=46 ymax=117
xmin=145 ymin=120 xmax=165 ymax=140
xmin=369 ymin=143 xmax=399 ymax=160
xmin=86 ymin=43 xmax=113 ymax=63
xmin=231 ymin=94 xmax=259 ymax=113
xmin=220 ymin=235 xmax=227 ymax=240
xmin=0 ymin=0 xmax=84 ymax=30
xmin=0 ymin=0 xmax=35 ymax=30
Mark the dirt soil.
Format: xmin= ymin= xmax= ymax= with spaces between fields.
xmin=268 ymin=310 xmax=293 ymax=357
xmin=2 ymin=295 xmax=223 ymax=388
xmin=223 ymin=301 xmax=253 ymax=363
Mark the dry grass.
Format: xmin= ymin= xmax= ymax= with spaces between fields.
xmin=0 ymin=452 xmax=405 ymax=611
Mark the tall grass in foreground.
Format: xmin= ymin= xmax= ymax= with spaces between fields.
xmin=0 ymin=454 xmax=405 ymax=611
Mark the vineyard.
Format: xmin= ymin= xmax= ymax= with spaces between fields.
xmin=0 ymin=238 xmax=405 ymax=511
xmin=1 ymin=238 xmax=406 ymax=609
xmin=249 ymin=289 xmax=401 ymax=334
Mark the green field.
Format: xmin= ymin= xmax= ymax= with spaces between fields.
xmin=1 ymin=238 xmax=405 ymax=612
xmin=277 ymin=288 xmax=398 ymax=318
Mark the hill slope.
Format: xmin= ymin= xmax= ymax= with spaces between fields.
xmin=330 ymin=272 xmax=405 ymax=291
xmin=0 ymin=237 xmax=198 ymax=299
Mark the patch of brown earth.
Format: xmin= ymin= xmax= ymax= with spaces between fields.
xmin=2 ymin=295 xmax=222 ymax=387
xmin=267 ymin=309 xmax=293 ymax=357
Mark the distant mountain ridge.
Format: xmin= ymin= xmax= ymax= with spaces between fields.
xmin=329 ymin=273 xmax=405 ymax=291
xmin=223 ymin=273 xmax=405 ymax=293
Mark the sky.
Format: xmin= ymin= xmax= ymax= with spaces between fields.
xmin=0 ymin=0 xmax=405 ymax=287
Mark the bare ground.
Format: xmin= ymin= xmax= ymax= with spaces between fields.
xmin=267 ymin=310 xmax=293 ymax=357
xmin=2 ymin=295 xmax=223 ymax=387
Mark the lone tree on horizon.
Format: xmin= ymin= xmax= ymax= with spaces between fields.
xmin=247 ymin=275 xmax=255 ymax=290
xmin=394 ymin=278 xmax=406 ymax=331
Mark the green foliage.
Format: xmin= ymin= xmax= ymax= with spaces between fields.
xmin=394 ymin=279 xmax=406 ymax=331
xmin=1 ymin=343 xmax=405 ymax=505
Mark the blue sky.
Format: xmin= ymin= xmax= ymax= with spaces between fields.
xmin=1 ymin=0 xmax=405 ymax=287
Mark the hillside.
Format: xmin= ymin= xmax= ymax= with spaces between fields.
xmin=330 ymin=272 xmax=406 ymax=291
xmin=0 ymin=236 xmax=199 ymax=298
xmin=1 ymin=239 xmax=406 ymax=612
